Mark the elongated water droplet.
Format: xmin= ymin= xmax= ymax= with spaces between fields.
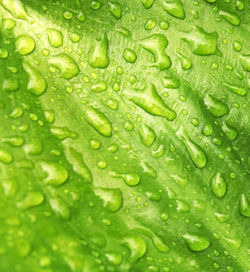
xmin=240 ymin=193 xmax=250 ymax=217
xmin=2 ymin=136 xmax=24 ymax=147
xmin=140 ymin=34 xmax=171 ymax=70
xmin=162 ymin=0 xmax=185 ymax=19
xmin=141 ymin=0 xmax=155 ymax=9
xmin=23 ymin=62 xmax=47 ymax=96
xmin=39 ymin=161 xmax=68 ymax=186
xmin=111 ymin=171 xmax=141 ymax=186
xmin=219 ymin=10 xmax=240 ymax=26
xmin=24 ymin=138 xmax=43 ymax=155
xmin=124 ymin=83 xmax=176 ymax=120
xmin=222 ymin=122 xmax=238 ymax=140
xmin=183 ymin=233 xmax=210 ymax=252
xmin=17 ymin=191 xmax=44 ymax=210
xmin=106 ymin=98 xmax=118 ymax=110
xmin=2 ymin=179 xmax=19 ymax=197
xmin=139 ymin=124 xmax=156 ymax=147
xmin=223 ymin=82 xmax=246 ymax=96
xmin=0 ymin=148 xmax=13 ymax=163
xmin=210 ymin=172 xmax=227 ymax=198
xmin=95 ymin=188 xmax=123 ymax=212
xmin=239 ymin=55 xmax=250 ymax=72
xmin=49 ymin=53 xmax=79 ymax=79
xmin=44 ymin=110 xmax=55 ymax=123
xmin=0 ymin=0 xmax=30 ymax=20
xmin=10 ymin=106 xmax=23 ymax=118
xmin=235 ymin=0 xmax=244 ymax=11
xmin=0 ymin=47 xmax=8 ymax=59
xmin=68 ymin=147 xmax=92 ymax=183
xmin=16 ymin=35 xmax=35 ymax=55
xmin=204 ymin=94 xmax=229 ymax=117
xmin=84 ymin=106 xmax=112 ymax=137
xmin=123 ymin=48 xmax=137 ymax=63
xmin=202 ymin=123 xmax=213 ymax=136
xmin=2 ymin=78 xmax=19 ymax=91
xmin=171 ymin=174 xmax=187 ymax=187
xmin=176 ymin=199 xmax=190 ymax=212
xmin=162 ymin=76 xmax=180 ymax=88
xmin=116 ymin=26 xmax=131 ymax=37
xmin=122 ymin=235 xmax=147 ymax=262
xmin=108 ymin=2 xmax=122 ymax=19
xmin=88 ymin=34 xmax=109 ymax=69
xmin=49 ymin=196 xmax=70 ymax=219
xmin=91 ymin=81 xmax=107 ymax=92
xmin=144 ymin=19 xmax=156 ymax=30
xmin=177 ymin=52 xmax=192 ymax=70
xmin=51 ymin=126 xmax=78 ymax=140
xmin=46 ymin=28 xmax=63 ymax=48
xmin=182 ymin=26 xmax=219 ymax=56
xmin=214 ymin=212 xmax=230 ymax=223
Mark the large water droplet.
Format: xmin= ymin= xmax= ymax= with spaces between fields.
xmin=17 ymin=191 xmax=44 ymax=209
xmin=222 ymin=122 xmax=238 ymax=140
xmin=23 ymin=62 xmax=47 ymax=96
xmin=105 ymin=252 xmax=122 ymax=266
xmin=177 ymin=52 xmax=192 ymax=70
xmin=162 ymin=0 xmax=185 ymax=19
xmin=108 ymin=2 xmax=122 ymax=19
xmin=124 ymin=83 xmax=176 ymax=120
xmin=39 ymin=161 xmax=68 ymax=186
xmin=95 ymin=188 xmax=123 ymax=212
xmin=141 ymin=0 xmax=155 ymax=9
xmin=83 ymin=106 xmax=112 ymax=137
xmin=67 ymin=147 xmax=92 ymax=183
xmin=49 ymin=195 xmax=70 ymax=220
xmin=240 ymin=193 xmax=250 ymax=217
xmin=182 ymin=26 xmax=219 ymax=56
xmin=0 ymin=0 xmax=30 ymax=20
xmin=88 ymin=34 xmax=109 ymax=69
xmin=183 ymin=233 xmax=210 ymax=252
xmin=46 ymin=28 xmax=63 ymax=48
xmin=16 ymin=35 xmax=35 ymax=55
xmin=210 ymin=172 xmax=227 ymax=198
xmin=24 ymin=138 xmax=43 ymax=155
xmin=49 ymin=53 xmax=79 ymax=79
xmin=111 ymin=171 xmax=141 ymax=186
xmin=140 ymin=34 xmax=171 ymax=70
xmin=219 ymin=10 xmax=240 ymax=26
xmin=204 ymin=94 xmax=229 ymax=117
xmin=139 ymin=124 xmax=156 ymax=147
xmin=51 ymin=126 xmax=78 ymax=140
xmin=2 ymin=136 xmax=24 ymax=147
xmin=223 ymin=82 xmax=246 ymax=96
xmin=0 ymin=148 xmax=13 ymax=163
xmin=122 ymin=235 xmax=147 ymax=262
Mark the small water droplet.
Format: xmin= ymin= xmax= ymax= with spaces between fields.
xmin=0 ymin=148 xmax=13 ymax=163
xmin=141 ymin=0 xmax=155 ymax=9
xmin=223 ymin=82 xmax=246 ymax=96
xmin=177 ymin=52 xmax=192 ymax=70
xmin=210 ymin=172 xmax=227 ymax=198
xmin=91 ymin=81 xmax=107 ymax=92
xmin=95 ymin=188 xmax=123 ymax=212
xmin=233 ymin=41 xmax=242 ymax=52
xmin=222 ymin=122 xmax=238 ymax=140
xmin=2 ymin=178 xmax=19 ymax=197
xmin=139 ymin=124 xmax=156 ymax=147
xmin=162 ymin=0 xmax=185 ymax=19
xmin=239 ymin=55 xmax=250 ymax=72
xmin=240 ymin=193 xmax=250 ymax=217
xmin=51 ymin=126 xmax=78 ymax=140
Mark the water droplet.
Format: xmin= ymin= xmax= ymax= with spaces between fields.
xmin=23 ymin=62 xmax=47 ymax=96
xmin=162 ymin=0 xmax=185 ymax=19
xmin=214 ymin=212 xmax=230 ymax=223
xmin=51 ymin=126 xmax=78 ymax=140
xmin=106 ymin=98 xmax=118 ymax=110
xmin=91 ymin=0 xmax=101 ymax=10
xmin=83 ymin=106 xmax=112 ymax=137
xmin=177 ymin=128 xmax=207 ymax=168
xmin=2 ymin=178 xmax=19 ymax=197
xmin=202 ymin=123 xmax=213 ymax=136
xmin=111 ymin=171 xmax=141 ymax=186
xmin=88 ymin=34 xmax=109 ymax=69
xmin=0 ymin=47 xmax=8 ymax=58
xmin=122 ymin=235 xmax=147 ymax=262
xmin=63 ymin=11 xmax=73 ymax=19
xmin=139 ymin=124 xmax=156 ymax=147
xmin=222 ymin=122 xmax=238 ymax=140
xmin=177 ymin=52 xmax=192 ymax=70
xmin=2 ymin=136 xmax=24 ymax=147
xmin=182 ymin=26 xmax=219 ymax=56
xmin=16 ymin=239 xmax=31 ymax=257
xmin=204 ymin=94 xmax=229 ymax=117
xmin=39 ymin=161 xmax=68 ymax=186
xmin=219 ymin=10 xmax=240 ymax=26
xmin=233 ymin=41 xmax=242 ymax=52
xmin=49 ymin=196 xmax=70 ymax=219
xmin=105 ymin=252 xmax=122 ymax=266
xmin=44 ymin=110 xmax=55 ymax=123
xmin=183 ymin=233 xmax=210 ymax=252
xmin=146 ymin=191 xmax=161 ymax=201
xmin=123 ymin=48 xmax=137 ymax=63
xmin=140 ymin=34 xmax=171 ymax=70
xmin=91 ymin=81 xmax=107 ymax=92
xmin=49 ymin=53 xmax=79 ymax=79
xmin=223 ymin=82 xmax=246 ymax=96
xmin=141 ymin=0 xmax=155 ymax=9
xmin=152 ymin=144 xmax=164 ymax=158
xmin=2 ymin=78 xmax=19 ymax=91
xmin=46 ymin=28 xmax=63 ymax=48
xmin=0 ymin=148 xmax=13 ymax=163
xmin=0 ymin=0 xmax=30 ymax=20
xmin=24 ymin=138 xmax=43 ymax=155
xmin=124 ymin=83 xmax=176 ymax=120
xmin=159 ymin=21 xmax=169 ymax=30
xmin=68 ymin=147 xmax=92 ymax=183
xmin=176 ymin=199 xmax=190 ymax=212
xmin=16 ymin=35 xmax=35 ymax=55
xmin=144 ymin=19 xmax=156 ymax=30
xmin=2 ymin=18 xmax=16 ymax=30
xmin=69 ymin=32 xmax=82 ymax=43
xmin=97 ymin=160 xmax=107 ymax=168
xmin=90 ymin=139 xmax=101 ymax=149
xmin=116 ymin=26 xmax=131 ymax=37
xmin=240 ymin=193 xmax=250 ymax=217
xmin=10 ymin=106 xmax=23 ymax=118
xmin=95 ymin=188 xmax=123 ymax=212
xmin=235 ymin=0 xmax=244 ymax=11
xmin=210 ymin=172 xmax=227 ymax=198
xmin=108 ymin=2 xmax=122 ymax=19
xmin=17 ymin=191 xmax=44 ymax=209
xmin=239 ymin=55 xmax=250 ymax=72
xmin=162 ymin=76 xmax=180 ymax=88
xmin=171 ymin=174 xmax=187 ymax=187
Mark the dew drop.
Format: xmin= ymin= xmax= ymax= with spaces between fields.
xmin=223 ymin=82 xmax=246 ymax=96
xmin=108 ymin=2 xmax=122 ymax=19
xmin=123 ymin=48 xmax=137 ymax=63
xmin=204 ymin=94 xmax=229 ymax=117
xmin=0 ymin=148 xmax=13 ymax=163
xmin=183 ymin=233 xmax=210 ymax=252
xmin=177 ymin=52 xmax=192 ymax=70
xmin=51 ymin=126 xmax=78 ymax=140
xmin=49 ymin=196 xmax=70 ymax=220
xmin=17 ymin=191 xmax=44 ymax=210
xmin=16 ymin=35 xmax=35 ymax=55
xmin=240 ymin=193 xmax=250 ymax=217
xmin=95 ymin=188 xmax=123 ymax=212
xmin=162 ymin=0 xmax=185 ymax=19
xmin=46 ymin=28 xmax=63 ymax=48
xmin=210 ymin=172 xmax=227 ymax=198
xmin=141 ymin=0 xmax=155 ymax=9
xmin=139 ymin=124 xmax=156 ymax=147
xmin=122 ymin=235 xmax=147 ymax=262
xmin=219 ymin=10 xmax=240 ymax=26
